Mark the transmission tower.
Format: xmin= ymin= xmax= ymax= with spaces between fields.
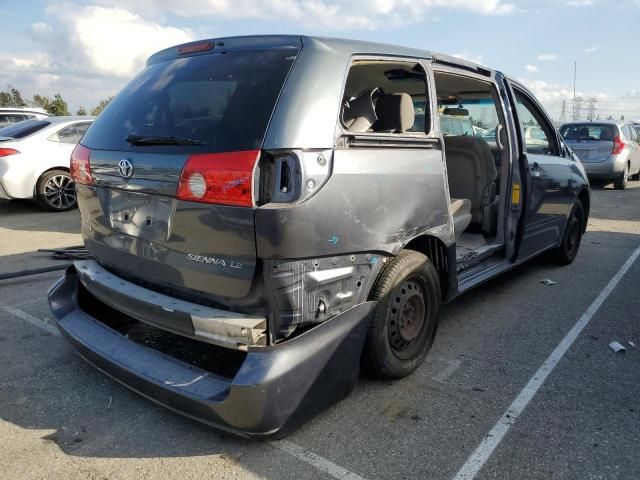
xmin=559 ymin=100 xmax=567 ymax=123
xmin=586 ymin=97 xmax=597 ymax=121
xmin=572 ymin=96 xmax=583 ymax=121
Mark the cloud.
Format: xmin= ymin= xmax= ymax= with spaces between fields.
xmin=35 ymin=5 xmax=193 ymax=78
xmin=584 ymin=46 xmax=597 ymax=53
xmin=567 ymin=0 xmax=593 ymax=6
xmin=101 ymin=0 xmax=516 ymax=29
xmin=452 ymin=51 xmax=484 ymax=65
xmin=519 ymin=78 xmax=611 ymax=119
xmin=525 ymin=64 xmax=538 ymax=72
xmin=537 ymin=53 xmax=558 ymax=61
xmin=0 ymin=5 xmax=193 ymax=112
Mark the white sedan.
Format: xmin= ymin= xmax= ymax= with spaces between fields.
xmin=0 ymin=116 xmax=94 ymax=211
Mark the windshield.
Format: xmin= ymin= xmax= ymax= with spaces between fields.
xmin=0 ymin=119 xmax=51 ymax=140
xmin=81 ymin=48 xmax=297 ymax=154
xmin=560 ymin=123 xmax=617 ymax=141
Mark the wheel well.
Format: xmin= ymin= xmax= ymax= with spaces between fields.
xmin=403 ymin=235 xmax=451 ymax=299
xmin=577 ymin=188 xmax=590 ymax=233
xmin=34 ymin=167 xmax=71 ymax=195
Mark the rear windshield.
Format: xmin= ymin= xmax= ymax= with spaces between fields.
xmin=560 ymin=123 xmax=617 ymax=141
xmin=0 ymin=119 xmax=51 ymax=139
xmin=81 ymin=49 xmax=297 ymax=154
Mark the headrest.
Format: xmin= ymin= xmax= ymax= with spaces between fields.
xmin=373 ymin=93 xmax=415 ymax=132
xmin=599 ymin=128 xmax=614 ymax=141
xmin=342 ymin=89 xmax=378 ymax=133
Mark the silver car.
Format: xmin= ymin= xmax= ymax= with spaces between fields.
xmin=560 ymin=121 xmax=640 ymax=189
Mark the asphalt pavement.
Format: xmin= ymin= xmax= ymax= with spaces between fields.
xmin=0 ymin=181 xmax=638 ymax=480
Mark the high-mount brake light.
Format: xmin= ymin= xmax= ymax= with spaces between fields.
xmin=177 ymin=150 xmax=260 ymax=207
xmin=612 ymin=134 xmax=625 ymax=155
xmin=0 ymin=148 xmax=20 ymax=157
xmin=70 ymin=144 xmax=93 ymax=185
xmin=178 ymin=42 xmax=214 ymax=55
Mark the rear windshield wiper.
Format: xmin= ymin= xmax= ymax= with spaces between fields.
xmin=125 ymin=135 xmax=207 ymax=146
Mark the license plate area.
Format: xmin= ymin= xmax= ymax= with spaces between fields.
xmin=107 ymin=190 xmax=176 ymax=242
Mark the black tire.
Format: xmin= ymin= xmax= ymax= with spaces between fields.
xmin=362 ymin=250 xmax=441 ymax=379
xmin=613 ymin=164 xmax=629 ymax=190
xmin=36 ymin=170 xmax=77 ymax=212
xmin=631 ymin=169 xmax=640 ymax=181
xmin=550 ymin=199 xmax=584 ymax=265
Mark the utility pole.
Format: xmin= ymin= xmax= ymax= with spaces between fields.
xmin=586 ymin=97 xmax=597 ymax=121
xmin=560 ymin=100 xmax=567 ymax=123
xmin=573 ymin=61 xmax=577 ymax=103
xmin=572 ymin=96 xmax=583 ymax=122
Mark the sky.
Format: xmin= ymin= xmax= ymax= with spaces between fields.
xmin=1 ymin=0 xmax=639 ymax=120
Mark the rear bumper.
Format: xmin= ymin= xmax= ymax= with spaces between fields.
xmin=48 ymin=265 xmax=375 ymax=438
xmin=581 ymin=157 xmax=625 ymax=179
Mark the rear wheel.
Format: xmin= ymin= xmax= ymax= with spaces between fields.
xmin=362 ymin=250 xmax=441 ymax=379
xmin=36 ymin=170 xmax=77 ymax=212
xmin=550 ymin=199 xmax=584 ymax=265
xmin=613 ymin=164 xmax=629 ymax=190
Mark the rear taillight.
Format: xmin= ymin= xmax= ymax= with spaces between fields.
xmin=0 ymin=148 xmax=20 ymax=157
xmin=177 ymin=150 xmax=260 ymax=207
xmin=612 ymin=135 xmax=625 ymax=155
xmin=70 ymin=144 xmax=93 ymax=185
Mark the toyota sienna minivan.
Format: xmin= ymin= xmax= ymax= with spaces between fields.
xmin=49 ymin=35 xmax=590 ymax=437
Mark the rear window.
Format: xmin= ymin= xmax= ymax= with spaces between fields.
xmin=0 ymin=119 xmax=51 ymax=139
xmin=81 ymin=49 xmax=297 ymax=154
xmin=560 ymin=123 xmax=617 ymax=141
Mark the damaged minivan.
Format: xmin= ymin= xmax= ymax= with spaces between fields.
xmin=49 ymin=36 xmax=590 ymax=437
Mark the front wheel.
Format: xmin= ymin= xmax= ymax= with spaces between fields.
xmin=362 ymin=250 xmax=441 ymax=379
xmin=36 ymin=170 xmax=77 ymax=212
xmin=550 ymin=199 xmax=584 ymax=265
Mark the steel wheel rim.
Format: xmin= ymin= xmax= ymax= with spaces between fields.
xmin=388 ymin=277 xmax=427 ymax=359
xmin=44 ymin=174 xmax=76 ymax=209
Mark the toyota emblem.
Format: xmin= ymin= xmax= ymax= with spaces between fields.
xmin=118 ymin=159 xmax=134 ymax=178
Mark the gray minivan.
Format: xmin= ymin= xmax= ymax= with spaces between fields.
xmin=49 ymin=35 xmax=590 ymax=438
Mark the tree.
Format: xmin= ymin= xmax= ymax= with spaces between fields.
xmin=0 ymin=85 xmax=27 ymax=107
xmin=49 ymin=94 xmax=69 ymax=116
xmin=10 ymin=87 xmax=26 ymax=107
xmin=91 ymin=97 xmax=113 ymax=116
xmin=32 ymin=94 xmax=51 ymax=111
xmin=32 ymin=93 xmax=69 ymax=116
xmin=77 ymin=106 xmax=88 ymax=116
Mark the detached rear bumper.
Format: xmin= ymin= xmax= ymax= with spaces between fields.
xmin=48 ymin=264 xmax=375 ymax=438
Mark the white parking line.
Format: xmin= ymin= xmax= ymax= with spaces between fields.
xmin=0 ymin=305 xmax=60 ymax=336
xmin=275 ymin=440 xmax=367 ymax=480
xmin=453 ymin=244 xmax=640 ymax=480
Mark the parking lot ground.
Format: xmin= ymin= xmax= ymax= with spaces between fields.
xmin=0 ymin=182 xmax=638 ymax=480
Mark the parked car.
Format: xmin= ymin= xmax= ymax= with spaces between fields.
xmin=0 ymin=107 xmax=50 ymax=127
xmin=49 ymin=36 xmax=589 ymax=438
xmin=560 ymin=121 xmax=640 ymax=189
xmin=0 ymin=116 xmax=94 ymax=210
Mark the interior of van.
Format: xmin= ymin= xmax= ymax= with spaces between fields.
xmin=341 ymin=61 xmax=509 ymax=271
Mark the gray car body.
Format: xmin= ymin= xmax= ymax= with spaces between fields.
xmin=561 ymin=120 xmax=640 ymax=180
xmin=49 ymin=35 xmax=590 ymax=437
